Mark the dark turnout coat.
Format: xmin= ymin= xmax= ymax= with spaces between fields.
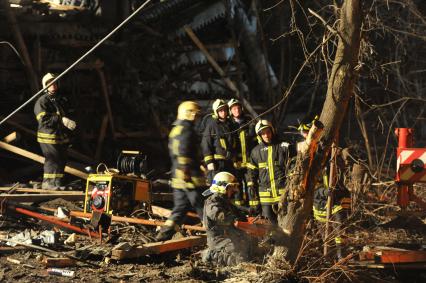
xmin=169 ymin=119 xmax=205 ymax=189
xmin=201 ymin=117 xmax=235 ymax=165
xmin=229 ymin=115 xmax=256 ymax=169
xmin=247 ymin=138 xmax=292 ymax=205
xmin=34 ymin=92 xmax=70 ymax=145
xmin=202 ymin=193 xmax=249 ymax=265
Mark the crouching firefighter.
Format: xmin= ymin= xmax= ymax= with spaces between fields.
xmin=156 ymin=101 xmax=206 ymax=241
xmin=202 ymin=172 xmax=251 ymax=266
xmin=34 ymin=73 xmax=76 ymax=190
xmin=247 ymin=120 xmax=293 ymax=224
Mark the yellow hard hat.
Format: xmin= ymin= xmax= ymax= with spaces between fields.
xmin=212 ymin=99 xmax=228 ymax=117
xmin=209 ymin=172 xmax=239 ymax=195
xmin=42 ymin=73 xmax=56 ymax=88
xmin=177 ymin=101 xmax=201 ymax=121
xmin=255 ymin=119 xmax=274 ymax=135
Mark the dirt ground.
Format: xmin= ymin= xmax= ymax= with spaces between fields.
xmin=1 ymin=186 xmax=426 ymax=282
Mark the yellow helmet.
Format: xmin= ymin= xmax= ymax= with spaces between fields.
xmin=42 ymin=73 xmax=56 ymax=88
xmin=255 ymin=119 xmax=274 ymax=135
xmin=209 ymin=172 xmax=239 ymax=195
xmin=212 ymin=99 xmax=228 ymax=117
xmin=177 ymin=101 xmax=201 ymax=121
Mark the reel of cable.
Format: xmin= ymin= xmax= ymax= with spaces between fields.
xmin=116 ymin=151 xmax=148 ymax=176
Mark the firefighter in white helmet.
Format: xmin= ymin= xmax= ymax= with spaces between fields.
xmin=202 ymin=172 xmax=250 ymax=266
xmin=156 ymin=101 xmax=206 ymax=241
xmin=227 ymin=98 xmax=256 ymax=208
xmin=247 ymin=119 xmax=293 ymax=224
xmin=34 ymin=73 xmax=76 ymax=190
xmin=201 ymin=99 xmax=236 ymax=185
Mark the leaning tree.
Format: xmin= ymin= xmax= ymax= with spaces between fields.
xmin=272 ymin=0 xmax=362 ymax=263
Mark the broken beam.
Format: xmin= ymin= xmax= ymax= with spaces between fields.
xmin=44 ymin=209 xmax=206 ymax=232
xmin=380 ymin=250 xmax=426 ymax=264
xmin=0 ymin=193 xmax=85 ymax=202
xmin=8 ymin=205 xmax=100 ymax=238
xmin=184 ymin=26 xmax=257 ymax=118
xmin=0 ymin=141 xmax=88 ymax=179
xmin=0 ymin=188 xmax=83 ymax=194
xmin=111 ymin=235 xmax=206 ymax=260
xmin=152 ymin=205 xmax=199 ymax=219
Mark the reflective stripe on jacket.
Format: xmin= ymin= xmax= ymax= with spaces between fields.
xmin=229 ymin=115 xmax=256 ymax=169
xmin=248 ymin=139 xmax=291 ymax=204
xmin=34 ymin=93 xmax=70 ymax=144
xmin=169 ymin=119 xmax=205 ymax=189
xmin=201 ymin=117 xmax=235 ymax=165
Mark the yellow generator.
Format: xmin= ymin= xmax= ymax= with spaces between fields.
xmin=84 ymin=173 xmax=151 ymax=215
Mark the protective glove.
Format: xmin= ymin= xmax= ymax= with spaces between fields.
xmin=62 ymin=117 xmax=76 ymax=131
xmin=206 ymin=162 xmax=215 ymax=171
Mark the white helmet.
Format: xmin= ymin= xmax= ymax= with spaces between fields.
xmin=203 ymin=172 xmax=239 ymax=196
xmin=255 ymin=119 xmax=275 ymax=135
xmin=212 ymin=99 xmax=228 ymax=117
xmin=42 ymin=73 xmax=56 ymax=88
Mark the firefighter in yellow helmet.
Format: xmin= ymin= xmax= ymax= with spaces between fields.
xmin=202 ymin=172 xmax=250 ymax=266
xmin=298 ymin=116 xmax=351 ymax=259
xmin=156 ymin=101 xmax=206 ymax=241
xmin=201 ymin=99 xmax=236 ymax=185
xmin=247 ymin=120 xmax=292 ymax=224
xmin=34 ymin=73 xmax=76 ymax=190
xmin=227 ymin=99 xmax=256 ymax=209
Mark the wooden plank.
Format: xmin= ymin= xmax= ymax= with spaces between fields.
xmin=39 ymin=207 xmax=205 ymax=231
xmin=152 ymin=205 xmax=199 ymax=219
xmin=355 ymin=261 xmax=426 ymax=270
xmin=0 ymin=188 xmax=83 ymax=194
xmin=380 ymin=250 xmax=426 ymax=264
xmin=111 ymin=236 xmax=206 ymax=260
xmin=0 ymin=193 xmax=85 ymax=202
xmin=42 ymin=257 xmax=76 ymax=267
xmin=1 ymin=118 xmax=94 ymax=164
xmin=0 ymin=141 xmax=88 ymax=179
xmin=3 ymin=132 xmax=17 ymax=143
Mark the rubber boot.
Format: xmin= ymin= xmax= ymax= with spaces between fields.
xmin=155 ymin=225 xmax=176 ymax=241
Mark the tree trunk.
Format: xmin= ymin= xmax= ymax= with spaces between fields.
xmin=274 ymin=0 xmax=361 ymax=264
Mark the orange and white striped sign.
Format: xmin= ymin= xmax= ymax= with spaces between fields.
xmin=396 ymin=148 xmax=426 ymax=183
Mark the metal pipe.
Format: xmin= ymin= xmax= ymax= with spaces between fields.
xmin=12 ymin=206 xmax=100 ymax=238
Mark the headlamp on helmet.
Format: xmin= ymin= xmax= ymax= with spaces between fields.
xmin=206 ymin=172 xmax=239 ymax=195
